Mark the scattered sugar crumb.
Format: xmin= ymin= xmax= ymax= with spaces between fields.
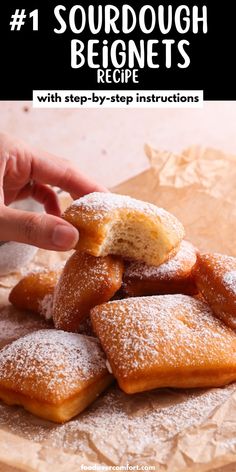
xmin=0 ymin=306 xmax=50 ymax=349
xmin=0 ymin=383 xmax=235 ymax=464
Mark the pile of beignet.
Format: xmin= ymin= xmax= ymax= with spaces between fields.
xmin=2 ymin=192 xmax=236 ymax=423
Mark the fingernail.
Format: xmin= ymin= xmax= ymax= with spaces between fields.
xmin=52 ymin=224 xmax=78 ymax=249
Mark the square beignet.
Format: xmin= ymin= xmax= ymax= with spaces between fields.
xmin=63 ymin=192 xmax=184 ymax=267
xmin=0 ymin=330 xmax=113 ymax=423
xmin=90 ymin=295 xmax=236 ymax=393
xmin=123 ymin=240 xmax=198 ymax=297
xmin=195 ymin=253 xmax=236 ymax=329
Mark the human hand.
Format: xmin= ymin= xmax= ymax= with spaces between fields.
xmin=0 ymin=132 xmax=107 ymax=250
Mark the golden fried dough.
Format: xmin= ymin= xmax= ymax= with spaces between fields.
xmin=63 ymin=192 xmax=184 ymax=266
xmin=0 ymin=330 xmax=113 ymax=423
xmin=123 ymin=240 xmax=198 ymax=297
xmin=195 ymin=253 xmax=236 ymax=329
xmin=91 ymin=295 xmax=236 ymax=393
xmin=53 ymin=251 xmax=124 ymax=332
xmin=9 ymin=267 xmax=62 ymax=319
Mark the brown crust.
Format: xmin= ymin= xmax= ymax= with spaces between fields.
xmin=63 ymin=204 xmax=109 ymax=255
xmin=0 ymin=330 xmax=113 ymax=422
xmin=53 ymin=252 xmax=124 ymax=332
xmin=91 ymin=295 xmax=236 ymax=393
xmin=62 ymin=193 xmax=185 ymax=266
xmin=195 ymin=252 xmax=236 ymax=329
xmin=9 ymin=269 xmax=62 ymax=313
xmin=122 ymin=241 xmax=198 ymax=297
xmin=0 ymin=375 xmax=113 ymax=423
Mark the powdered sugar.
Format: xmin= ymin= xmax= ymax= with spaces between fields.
xmin=0 ymin=383 xmax=235 ymax=465
xmin=53 ymin=252 xmax=122 ymax=330
xmin=0 ymin=306 xmax=50 ymax=350
xmin=91 ymin=294 xmax=236 ymax=379
xmin=51 ymin=384 xmax=235 ymax=460
xmin=223 ymin=271 xmax=236 ymax=295
xmin=0 ymin=329 xmax=107 ymax=402
xmin=68 ymin=192 xmax=184 ymax=237
xmin=196 ymin=253 xmax=236 ymax=324
xmin=0 ymin=294 xmax=235 ymax=466
xmin=125 ymin=240 xmax=197 ymax=280
xmin=200 ymin=253 xmax=236 ymax=280
xmin=72 ymin=192 xmax=168 ymax=218
xmin=106 ymin=359 xmax=113 ymax=374
xmin=39 ymin=294 xmax=54 ymax=320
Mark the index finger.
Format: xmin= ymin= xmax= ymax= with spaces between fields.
xmin=30 ymin=148 xmax=108 ymax=198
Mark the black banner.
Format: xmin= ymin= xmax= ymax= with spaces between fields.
xmin=0 ymin=0 xmax=234 ymax=100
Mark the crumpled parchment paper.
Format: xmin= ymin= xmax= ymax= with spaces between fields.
xmin=0 ymin=146 xmax=236 ymax=472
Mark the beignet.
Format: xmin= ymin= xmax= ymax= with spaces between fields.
xmin=0 ymin=330 xmax=113 ymax=422
xmin=123 ymin=240 xmax=198 ymax=297
xmin=53 ymin=251 xmax=124 ymax=332
xmin=195 ymin=252 xmax=236 ymax=329
xmin=91 ymin=294 xmax=236 ymax=393
xmin=9 ymin=267 xmax=62 ymax=319
xmin=63 ymin=192 xmax=184 ymax=266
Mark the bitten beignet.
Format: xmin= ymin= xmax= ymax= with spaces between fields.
xmin=63 ymin=192 xmax=184 ymax=266
xmin=195 ymin=253 xmax=236 ymax=329
xmin=91 ymin=295 xmax=236 ymax=393
xmin=0 ymin=330 xmax=113 ymax=423
xmin=123 ymin=240 xmax=198 ymax=297
xmin=53 ymin=251 xmax=124 ymax=332
xmin=9 ymin=267 xmax=63 ymax=319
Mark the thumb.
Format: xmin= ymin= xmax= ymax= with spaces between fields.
xmin=0 ymin=206 xmax=79 ymax=251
